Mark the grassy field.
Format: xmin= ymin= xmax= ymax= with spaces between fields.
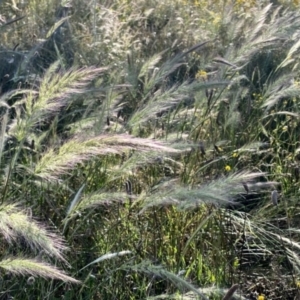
xmin=1 ymin=0 xmax=300 ymax=299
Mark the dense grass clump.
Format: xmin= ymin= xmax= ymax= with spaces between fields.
xmin=2 ymin=0 xmax=300 ymax=299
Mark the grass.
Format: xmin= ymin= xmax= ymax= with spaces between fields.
xmin=1 ymin=0 xmax=300 ymax=299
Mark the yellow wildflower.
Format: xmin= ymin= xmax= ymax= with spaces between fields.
xmin=257 ymin=295 xmax=265 ymax=300
xmin=232 ymin=152 xmax=238 ymax=158
xmin=196 ymin=70 xmax=207 ymax=80
xmin=225 ymin=165 xmax=231 ymax=172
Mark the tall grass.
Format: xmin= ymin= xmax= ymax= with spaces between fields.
xmin=1 ymin=0 xmax=300 ymax=299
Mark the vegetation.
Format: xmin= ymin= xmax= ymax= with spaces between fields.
xmin=1 ymin=0 xmax=300 ymax=299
